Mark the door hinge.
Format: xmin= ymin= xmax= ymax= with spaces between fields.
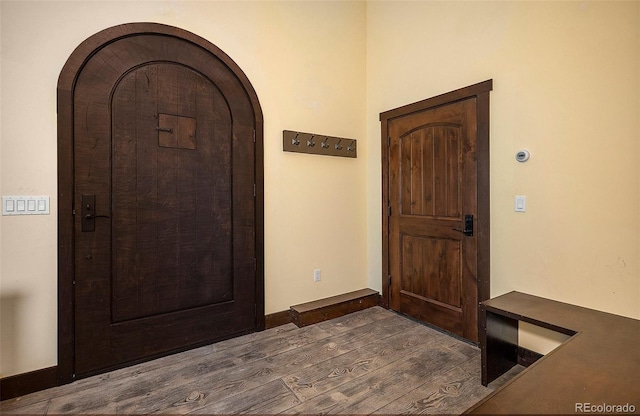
xmin=387 ymin=136 xmax=391 ymax=147
xmin=388 ymin=275 xmax=392 ymax=287
xmin=387 ymin=206 xmax=392 ymax=217
xmin=253 ymin=184 xmax=256 ymax=197
xmin=253 ymin=130 xmax=256 ymax=143
xmin=72 ymin=209 xmax=76 ymax=216
xmin=254 ymin=257 xmax=257 ymax=272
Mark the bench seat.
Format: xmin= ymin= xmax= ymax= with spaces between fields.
xmin=466 ymin=291 xmax=640 ymax=414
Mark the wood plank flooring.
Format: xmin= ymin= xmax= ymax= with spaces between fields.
xmin=0 ymin=307 xmax=521 ymax=415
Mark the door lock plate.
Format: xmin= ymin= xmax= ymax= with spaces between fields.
xmin=81 ymin=195 xmax=96 ymax=232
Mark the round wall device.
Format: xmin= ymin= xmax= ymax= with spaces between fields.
xmin=515 ymin=150 xmax=530 ymax=162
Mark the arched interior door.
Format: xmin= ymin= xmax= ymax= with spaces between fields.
xmin=58 ymin=23 xmax=264 ymax=380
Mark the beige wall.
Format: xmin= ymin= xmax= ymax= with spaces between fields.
xmin=0 ymin=0 xmax=367 ymax=377
xmin=1 ymin=0 xmax=638 ymax=377
xmin=366 ymin=1 xmax=639 ymax=351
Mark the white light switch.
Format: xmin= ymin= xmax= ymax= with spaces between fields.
xmin=3 ymin=196 xmax=50 ymax=215
xmin=515 ymin=196 xmax=526 ymax=212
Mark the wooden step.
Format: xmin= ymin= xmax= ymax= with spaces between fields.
xmin=290 ymin=288 xmax=380 ymax=327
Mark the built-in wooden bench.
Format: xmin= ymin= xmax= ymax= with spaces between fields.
xmin=291 ymin=288 xmax=380 ymax=327
xmin=465 ymin=291 xmax=640 ymax=414
xmin=265 ymin=289 xmax=381 ymax=329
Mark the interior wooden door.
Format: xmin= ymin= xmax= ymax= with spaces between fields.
xmin=381 ymin=82 xmax=492 ymax=343
xmin=58 ymin=24 xmax=264 ymax=379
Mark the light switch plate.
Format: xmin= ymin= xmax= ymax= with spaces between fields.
xmin=515 ymin=195 xmax=526 ymax=212
xmin=3 ymin=196 xmax=50 ymax=215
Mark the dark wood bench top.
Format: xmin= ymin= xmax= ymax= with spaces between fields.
xmin=467 ymin=291 xmax=640 ymax=414
xmin=290 ymin=288 xmax=380 ymax=327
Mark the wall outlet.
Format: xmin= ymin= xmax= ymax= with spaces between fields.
xmin=314 ymin=269 xmax=321 ymax=282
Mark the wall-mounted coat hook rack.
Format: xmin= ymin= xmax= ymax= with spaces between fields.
xmin=283 ymin=130 xmax=357 ymax=158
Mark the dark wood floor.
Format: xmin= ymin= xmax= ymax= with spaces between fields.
xmin=0 ymin=307 xmax=521 ymax=415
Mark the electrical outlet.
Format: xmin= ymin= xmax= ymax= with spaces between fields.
xmin=314 ymin=269 xmax=321 ymax=282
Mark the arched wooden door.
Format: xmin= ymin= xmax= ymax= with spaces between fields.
xmin=57 ymin=23 xmax=264 ymax=381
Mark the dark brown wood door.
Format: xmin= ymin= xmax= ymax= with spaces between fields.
xmin=69 ymin=28 xmax=261 ymax=377
xmin=386 ymin=97 xmax=482 ymax=342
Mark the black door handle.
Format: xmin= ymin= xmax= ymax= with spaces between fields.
xmin=84 ymin=213 xmax=110 ymax=220
xmin=453 ymin=214 xmax=474 ymax=236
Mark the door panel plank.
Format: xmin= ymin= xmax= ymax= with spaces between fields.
xmin=410 ymin=132 xmax=424 ymax=216
xmin=422 ymin=128 xmax=435 ymax=216
xmin=432 ymin=126 xmax=448 ymax=217
xmin=111 ymin=65 xmax=146 ymax=322
xmin=400 ymin=133 xmax=413 ymax=216
xmin=446 ymin=126 xmax=461 ymax=218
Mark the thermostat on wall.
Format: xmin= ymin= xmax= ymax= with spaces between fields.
xmin=515 ymin=149 xmax=530 ymax=162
